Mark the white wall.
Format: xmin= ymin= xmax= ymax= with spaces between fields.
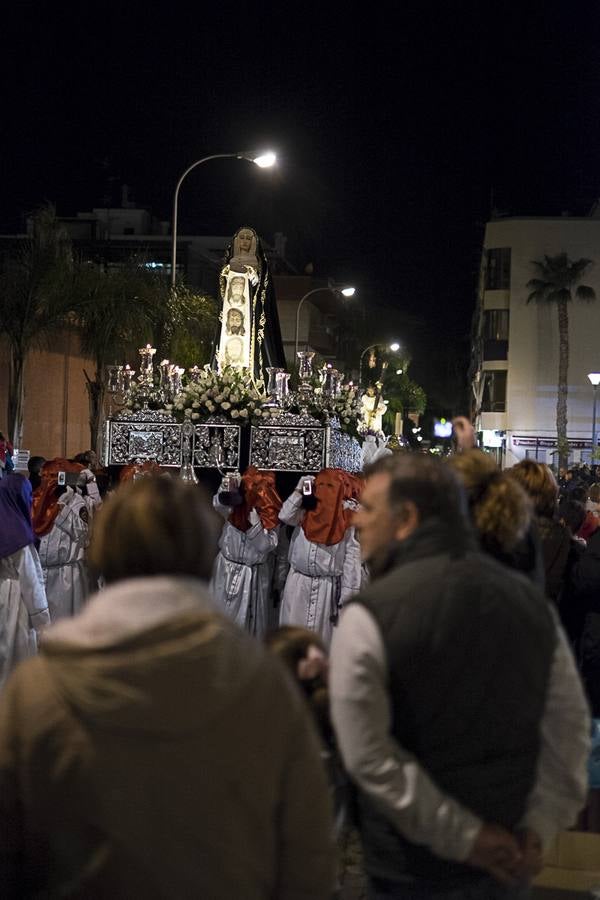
xmin=483 ymin=218 xmax=600 ymax=463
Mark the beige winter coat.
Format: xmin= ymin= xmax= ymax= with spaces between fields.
xmin=0 ymin=576 xmax=335 ymax=899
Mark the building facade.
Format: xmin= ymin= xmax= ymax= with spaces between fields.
xmin=471 ymin=213 xmax=600 ymax=468
xmin=0 ymin=203 xmax=349 ymax=457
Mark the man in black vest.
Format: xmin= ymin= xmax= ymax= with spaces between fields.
xmin=330 ymin=454 xmax=589 ymax=900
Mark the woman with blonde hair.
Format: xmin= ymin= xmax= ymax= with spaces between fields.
xmin=509 ymin=459 xmax=573 ymax=603
xmin=447 ymin=449 xmax=543 ymax=585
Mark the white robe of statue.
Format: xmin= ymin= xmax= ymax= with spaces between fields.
xmin=278 ymin=491 xmax=362 ymax=647
xmin=0 ymin=544 xmax=50 ymax=690
xmin=37 ymin=488 xmax=90 ymax=622
xmin=360 ymin=390 xmax=388 ymax=434
xmin=209 ymin=496 xmax=279 ymax=638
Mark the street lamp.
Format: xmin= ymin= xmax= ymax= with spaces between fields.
xmin=588 ymin=372 xmax=600 ymax=465
xmin=294 ymin=283 xmax=355 ymax=360
xmin=170 ymin=149 xmax=276 ymax=289
xmin=359 ymin=341 xmax=401 ymax=388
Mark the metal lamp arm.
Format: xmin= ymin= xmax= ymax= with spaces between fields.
xmin=170 ymin=153 xmax=239 ymax=289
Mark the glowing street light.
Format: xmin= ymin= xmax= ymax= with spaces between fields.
xmin=294 ymin=283 xmax=356 ymax=360
xmin=170 ymin=149 xmax=277 ymax=288
xmin=359 ymin=341 xmax=401 ymax=387
xmin=252 ymin=151 xmax=277 ymax=168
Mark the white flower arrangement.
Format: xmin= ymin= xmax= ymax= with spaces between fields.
xmin=172 ymin=366 xmax=267 ymax=426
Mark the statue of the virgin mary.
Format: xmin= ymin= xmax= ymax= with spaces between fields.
xmin=214 ymin=226 xmax=286 ymax=381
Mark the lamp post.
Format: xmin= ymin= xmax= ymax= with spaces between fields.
xmin=293 ymin=283 xmax=355 ymax=361
xmin=359 ymin=341 xmax=400 ymax=388
xmin=588 ymin=373 xmax=600 ymax=466
xmin=170 ymin=150 xmax=276 ymax=289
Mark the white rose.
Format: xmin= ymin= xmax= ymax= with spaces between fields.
xmin=192 ymin=412 xmax=200 ymax=420
xmin=215 ymin=394 xmax=224 ymax=403
xmin=184 ymin=408 xmax=192 ymax=418
xmin=231 ymin=409 xmax=240 ymax=418
xmin=239 ymin=409 xmax=248 ymax=418
xmin=200 ymin=393 xmax=208 ymax=402
xmin=192 ymin=401 xmax=200 ymax=409
xmin=230 ymin=393 xmax=240 ymax=403
xmin=221 ymin=401 xmax=231 ymax=410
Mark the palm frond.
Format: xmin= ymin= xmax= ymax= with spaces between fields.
xmin=576 ymin=284 xmax=596 ymax=302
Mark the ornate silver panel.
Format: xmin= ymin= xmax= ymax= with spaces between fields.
xmin=326 ymin=426 xmax=363 ymax=473
xmin=104 ymin=419 xmax=183 ymax=466
xmin=193 ymin=423 xmax=241 ymax=470
xmin=249 ymin=425 xmax=326 ymax=472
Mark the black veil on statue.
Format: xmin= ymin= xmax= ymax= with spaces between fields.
xmin=212 ymin=226 xmax=286 ymax=383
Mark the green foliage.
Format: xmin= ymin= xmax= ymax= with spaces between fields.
xmin=71 ymin=261 xmax=160 ymax=374
xmin=169 ymin=286 xmax=218 ymax=369
xmin=526 ymin=253 xmax=596 ymax=305
xmin=69 ymin=257 xmax=176 ymax=450
xmin=0 ymin=204 xmax=74 ymax=442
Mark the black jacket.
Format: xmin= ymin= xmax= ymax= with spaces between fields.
xmin=568 ymin=528 xmax=600 ymax=715
xmin=352 ymin=519 xmax=556 ymax=887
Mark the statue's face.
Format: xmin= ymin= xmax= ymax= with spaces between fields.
xmin=226 ymin=338 xmax=243 ymax=361
xmin=231 ymin=278 xmax=244 ymax=298
xmin=229 ymin=311 xmax=243 ymax=328
xmin=237 ymin=229 xmax=254 ymax=253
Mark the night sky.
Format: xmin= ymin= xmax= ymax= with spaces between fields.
xmin=3 ymin=2 xmax=600 ymax=412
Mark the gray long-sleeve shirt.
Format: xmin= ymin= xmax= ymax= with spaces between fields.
xmin=330 ymin=603 xmax=590 ymax=862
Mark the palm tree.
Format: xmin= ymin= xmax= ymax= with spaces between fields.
xmin=0 ymin=205 xmax=73 ymax=445
xmin=71 ymin=258 xmax=220 ymax=452
xmin=70 ymin=260 xmax=164 ymax=453
xmin=527 ymin=253 xmax=596 ymax=469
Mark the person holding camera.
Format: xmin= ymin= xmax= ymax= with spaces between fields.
xmin=32 ymin=459 xmax=91 ymax=621
xmin=278 ymin=469 xmax=362 ymax=647
xmin=210 ymin=466 xmax=282 ymax=637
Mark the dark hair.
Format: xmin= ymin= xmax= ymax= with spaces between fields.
xmin=27 ymin=456 xmax=46 ymax=475
xmin=571 ymin=485 xmax=588 ymax=504
xmin=558 ymin=498 xmax=586 ymax=535
xmin=88 ymin=476 xmax=219 ymax=584
xmin=365 ymin=453 xmax=469 ymax=534
xmin=265 ymin=625 xmax=331 ymax=745
xmin=73 ymin=451 xmax=95 ymax=466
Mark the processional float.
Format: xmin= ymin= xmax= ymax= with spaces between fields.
xmin=103 ymin=226 xmax=390 ymax=477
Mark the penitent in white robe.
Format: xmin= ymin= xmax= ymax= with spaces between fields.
xmin=38 ymin=489 xmax=90 ymax=622
xmin=278 ymin=491 xmax=362 ymax=647
xmin=0 ymin=544 xmax=50 ymax=690
xmin=210 ymin=498 xmax=279 ymax=638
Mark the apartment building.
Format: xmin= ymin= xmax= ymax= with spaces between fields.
xmin=471 ymin=210 xmax=600 ymax=467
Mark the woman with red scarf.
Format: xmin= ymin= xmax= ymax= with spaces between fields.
xmin=0 ymin=474 xmax=50 ymax=689
xmin=278 ymin=469 xmax=363 ymax=646
xmin=210 ymin=466 xmax=282 ymax=637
